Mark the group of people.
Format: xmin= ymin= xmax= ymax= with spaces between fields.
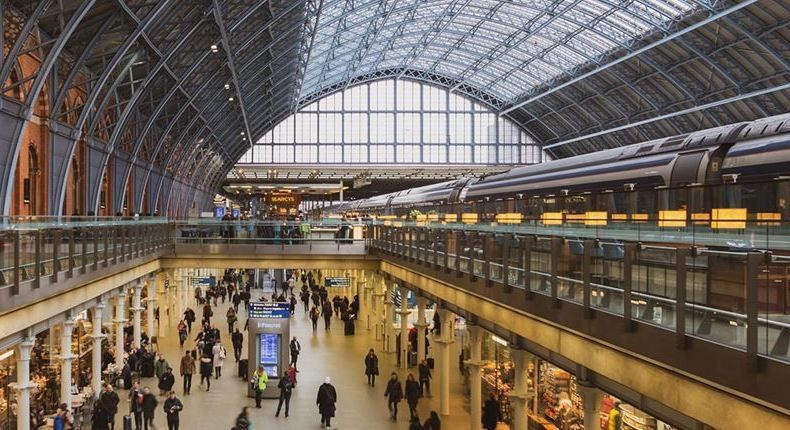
xmin=364 ymin=349 xmax=442 ymax=429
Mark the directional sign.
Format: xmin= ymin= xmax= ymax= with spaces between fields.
xmin=249 ymin=302 xmax=290 ymax=319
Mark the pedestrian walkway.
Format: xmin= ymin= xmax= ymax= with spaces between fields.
xmin=116 ymin=290 xmax=471 ymax=429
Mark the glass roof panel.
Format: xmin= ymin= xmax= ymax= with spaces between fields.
xmin=299 ymin=0 xmax=702 ymax=105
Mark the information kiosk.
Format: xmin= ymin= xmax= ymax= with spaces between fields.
xmin=247 ymin=301 xmax=290 ymax=398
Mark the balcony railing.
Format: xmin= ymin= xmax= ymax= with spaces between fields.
xmin=369 ymin=224 xmax=790 ymax=367
xmin=0 ymin=217 xmax=172 ymax=296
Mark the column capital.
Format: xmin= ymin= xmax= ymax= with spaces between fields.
xmin=9 ymin=381 xmax=38 ymax=393
xmin=117 ymin=288 xmax=128 ymax=297
xmin=113 ymin=318 xmax=128 ymax=324
xmin=464 ymin=359 xmax=487 ymax=368
xmin=129 ymin=307 xmax=144 ymax=312
xmin=91 ymin=333 xmax=107 ymax=341
xmin=94 ymin=302 xmax=106 ymax=311
xmin=434 ymin=338 xmax=455 ymax=346
xmin=414 ymin=322 xmax=429 ymax=328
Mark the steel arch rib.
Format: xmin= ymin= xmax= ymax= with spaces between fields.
xmin=0 ymin=0 xmax=96 ymax=216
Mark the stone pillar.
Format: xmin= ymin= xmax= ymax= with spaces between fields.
xmin=146 ymin=275 xmax=156 ymax=340
xmin=157 ymin=273 xmax=167 ymax=338
xmin=363 ymin=281 xmax=374 ymax=331
xmin=397 ymin=286 xmax=410 ymax=369
xmin=435 ymin=308 xmax=454 ymax=416
xmin=577 ymin=384 xmax=602 ymax=430
xmin=131 ymin=281 xmax=143 ymax=348
xmin=383 ymin=288 xmax=395 ymax=353
xmin=371 ymin=288 xmax=385 ymax=342
xmin=92 ymin=299 xmax=106 ymax=399
xmin=60 ymin=317 xmax=76 ymax=410
xmin=415 ymin=297 xmax=428 ymax=361
xmin=509 ymin=347 xmax=532 ymax=430
xmin=114 ymin=289 xmax=128 ymax=369
xmin=12 ymin=334 xmax=35 ymax=430
xmin=174 ymin=270 xmax=183 ymax=322
xmin=466 ymin=325 xmax=484 ymax=430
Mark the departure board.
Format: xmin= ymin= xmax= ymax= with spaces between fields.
xmin=324 ymin=277 xmax=351 ymax=288
xmin=259 ymin=333 xmax=279 ymax=377
xmin=249 ymin=302 xmax=290 ymax=319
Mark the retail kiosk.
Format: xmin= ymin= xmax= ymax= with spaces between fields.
xmin=246 ymin=302 xmax=290 ymax=398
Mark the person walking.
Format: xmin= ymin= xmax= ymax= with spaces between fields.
xmin=404 ymin=373 xmax=421 ymax=420
xmin=179 ymin=350 xmax=194 ymax=395
xmin=212 ymin=341 xmax=226 ymax=378
xmin=418 ymin=359 xmax=432 ymax=397
xmin=98 ymin=384 xmax=120 ymax=430
xmin=423 ymin=411 xmax=441 ymax=430
xmin=364 ymin=349 xmax=379 ymax=387
xmin=234 ymin=407 xmax=252 ymax=430
xmin=158 ymin=367 xmax=175 ymax=396
xmin=154 ymin=354 xmax=171 ymax=382
xmin=482 ymin=391 xmax=502 ymax=430
xmin=182 ymin=308 xmax=195 ymax=334
xmin=129 ymin=382 xmax=144 ymax=430
xmin=275 ymin=371 xmax=293 ymax=418
xmin=322 ymin=302 xmax=332 ymax=330
xmin=300 ymin=289 xmax=310 ymax=313
xmin=289 ymin=296 xmax=297 ymax=317
xmin=163 ymin=391 xmax=183 ymax=430
xmin=310 ymin=306 xmax=320 ymax=331
xmin=141 ymin=387 xmax=158 ymax=430
xmin=384 ymin=372 xmax=404 ymax=422
xmin=252 ymin=367 xmax=268 ymax=408
xmin=232 ymin=329 xmax=244 ymax=362
xmin=199 ymin=354 xmax=213 ymax=391
xmin=177 ymin=320 xmax=187 ymax=348
xmin=289 ymin=336 xmax=301 ymax=370
xmin=226 ymin=307 xmax=238 ymax=334
xmin=316 ymin=377 xmax=337 ymax=429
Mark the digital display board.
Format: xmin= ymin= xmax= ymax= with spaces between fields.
xmin=214 ymin=206 xmax=225 ymax=218
xmin=259 ymin=333 xmax=279 ymax=377
xmin=248 ymin=302 xmax=291 ymax=319
xmin=324 ymin=277 xmax=351 ymax=288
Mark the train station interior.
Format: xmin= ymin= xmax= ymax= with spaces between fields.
xmin=0 ymin=1 xmax=788 ymax=429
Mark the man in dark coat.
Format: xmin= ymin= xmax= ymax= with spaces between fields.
xmin=316 ymin=377 xmax=337 ymax=428
xmin=404 ymin=373 xmax=421 ymax=420
xmin=141 ymin=387 xmax=158 ymax=430
xmin=231 ymin=329 xmax=244 ymax=362
xmin=482 ymin=391 xmax=502 ymax=430
xmin=98 ymin=384 xmax=120 ymax=430
xmin=162 ymin=391 xmax=183 ymax=430
xmin=418 ymin=359 xmax=432 ymax=397
xmin=384 ymin=372 xmax=404 ymax=421
xmin=275 ymin=372 xmax=293 ymax=418
xmin=364 ymin=349 xmax=379 ymax=386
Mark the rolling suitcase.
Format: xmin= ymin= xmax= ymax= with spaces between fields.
xmin=123 ymin=415 xmax=132 ymax=430
xmin=427 ymin=357 xmax=435 ymax=369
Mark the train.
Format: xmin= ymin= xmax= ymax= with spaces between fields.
xmin=330 ymin=113 xmax=790 ymax=223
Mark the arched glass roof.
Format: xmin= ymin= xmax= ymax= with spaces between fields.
xmin=299 ymin=0 xmax=702 ymax=104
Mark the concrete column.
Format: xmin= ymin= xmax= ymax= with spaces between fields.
xmin=371 ymin=289 xmax=385 ymax=342
xmin=436 ymin=308 xmax=454 ymax=416
xmin=131 ymin=281 xmax=143 ymax=348
xmin=114 ymin=290 xmax=128 ymax=369
xmin=60 ymin=317 xmax=76 ymax=410
xmin=174 ymin=271 xmax=183 ymax=322
xmin=363 ymin=282 xmax=373 ymax=331
xmin=12 ymin=334 xmax=35 ymax=430
xmin=577 ymin=384 xmax=602 ymax=430
xmin=415 ymin=297 xmax=428 ymax=361
xmin=383 ymin=288 xmax=395 ymax=354
xmin=397 ymin=286 xmax=410 ymax=369
xmin=466 ymin=325 xmax=484 ymax=430
xmin=509 ymin=348 xmax=532 ymax=430
xmin=92 ymin=299 xmax=106 ymax=399
xmin=157 ymin=273 xmax=167 ymax=338
xmin=146 ymin=275 xmax=156 ymax=340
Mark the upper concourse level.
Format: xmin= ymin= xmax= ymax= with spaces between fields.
xmin=0 ymin=217 xmax=789 ymax=428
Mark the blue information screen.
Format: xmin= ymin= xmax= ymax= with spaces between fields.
xmin=249 ymin=302 xmax=290 ymax=319
xmin=324 ymin=277 xmax=351 ymax=288
xmin=259 ymin=333 xmax=279 ymax=377
xmin=215 ymin=206 xmax=225 ymax=218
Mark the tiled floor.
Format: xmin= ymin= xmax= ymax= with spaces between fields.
xmin=115 ymin=290 xmax=471 ymax=429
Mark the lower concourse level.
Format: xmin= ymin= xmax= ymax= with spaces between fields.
xmin=1 ymin=248 xmax=787 ymax=430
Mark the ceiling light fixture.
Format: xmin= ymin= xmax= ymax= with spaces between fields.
xmin=210 ymin=44 xmax=218 ymax=52
xmin=224 ymin=84 xmax=230 ymax=90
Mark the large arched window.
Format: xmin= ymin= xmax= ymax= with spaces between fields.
xmin=238 ymin=79 xmax=542 ymax=165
